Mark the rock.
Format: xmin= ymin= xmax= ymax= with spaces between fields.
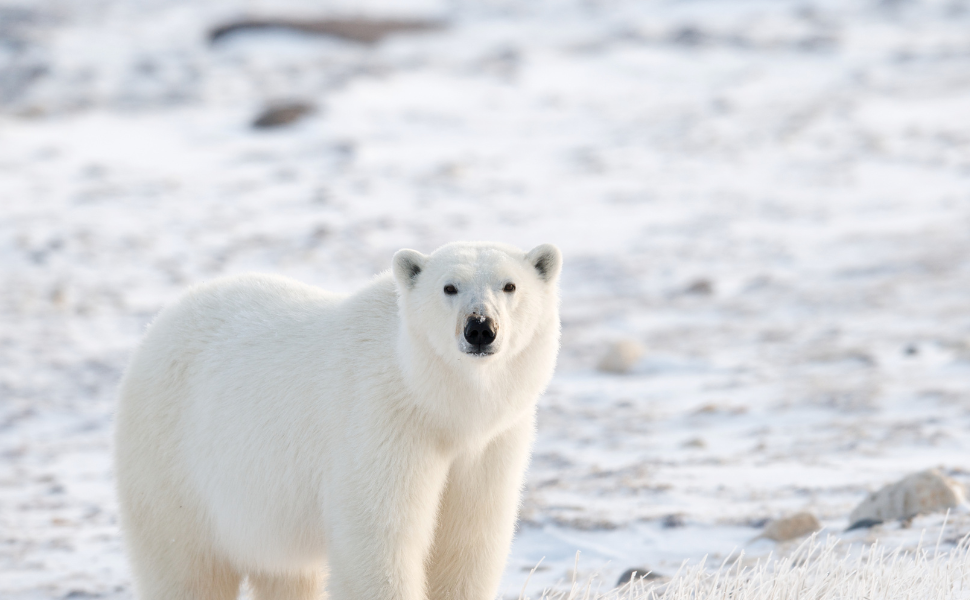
xmin=661 ymin=513 xmax=685 ymax=528
xmin=684 ymin=278 xmax=714 ymax=295
xmin=209 ymin=18 xmax=445 ymax=45
xmin=616 ymin=567 xmax=663 ymax=587
xmin=759 ymin=512 xmax=821 ymax=542
xmin=252 ymin=102 xmax=315 ymax=129
xmin=671 ymin=26 xmax=707 ymax=47
xmin=845 ymin=518 xmax=883 ymax=532
xmin=848 ymin=469 xmax=965 ymax=528
xmin=597 ymin=339 xmax=644 ymax=374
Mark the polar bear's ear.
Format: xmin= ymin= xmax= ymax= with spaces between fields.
xmin=392 ymin=249 xmax=427 ymax=290
xmin=526 ymin=244 xmax=562 ymax=283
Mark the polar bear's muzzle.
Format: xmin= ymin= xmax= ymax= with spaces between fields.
xmin=462 ymin=315 xmax=497 ymax=356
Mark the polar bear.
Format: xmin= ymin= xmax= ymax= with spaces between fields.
xmin=114 ymin=241 xmax=562 ymax=600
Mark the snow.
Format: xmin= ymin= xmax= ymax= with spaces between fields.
xmin=2 ymin=0 xmax=970 ymax=598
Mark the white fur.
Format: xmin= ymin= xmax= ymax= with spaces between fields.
xmin=114 ymin=242 xmax=562 ymax=600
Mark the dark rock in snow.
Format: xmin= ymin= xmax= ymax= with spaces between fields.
xmin=616 ymin=567 xmax=663 ymax=587
xmin=662 ymin=513 xmax=686 ymax=528
xmin=210 ymin=18 xmax=445 ymax=45
xmin=845 ymin=518 xmax=883 ymax=532
xmin=252 ymin=102 xmax=315 ymax=128
xmin=684 ymin=278 xmax=714 ymax=295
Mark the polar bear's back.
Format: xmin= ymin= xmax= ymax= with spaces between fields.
xmin=115 ymin=272 xmax=401 ymax=566
xmin=119 ymin=273 xmax=351 ymax=420
xmin=146 ymin=272 xmax=345 ymax=351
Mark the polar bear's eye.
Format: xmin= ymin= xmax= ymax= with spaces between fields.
xmin=503 ymin=283 xmax=516 ymax=293
xmin=443 ymin=284 xmax=458 ymax=295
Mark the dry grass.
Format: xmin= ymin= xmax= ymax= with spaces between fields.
xmin=524 ymin=531 xmax=970 ymax=600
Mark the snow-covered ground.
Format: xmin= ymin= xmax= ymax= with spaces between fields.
xmin=3 ymin=0 xmax=970 ymax=598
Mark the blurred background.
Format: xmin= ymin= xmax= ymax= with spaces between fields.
xmin=2 ymin=0 xmax=970 ymax=597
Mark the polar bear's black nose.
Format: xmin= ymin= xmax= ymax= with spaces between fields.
xmin=464 ymin=316 xmax=496 ymax=348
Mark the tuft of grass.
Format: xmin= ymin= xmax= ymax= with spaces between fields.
xmin=523 ymin=532 xmax=970 ymax=600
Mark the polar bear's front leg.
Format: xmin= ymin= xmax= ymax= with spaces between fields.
xmin=327 ymin=437 xmax=451 ymax=600
xmin=426 ymin=416 xmax=536 ymax=600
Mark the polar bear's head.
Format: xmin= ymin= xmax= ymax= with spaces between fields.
xmin=392 ymin=242 xmax=561 ymax=368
